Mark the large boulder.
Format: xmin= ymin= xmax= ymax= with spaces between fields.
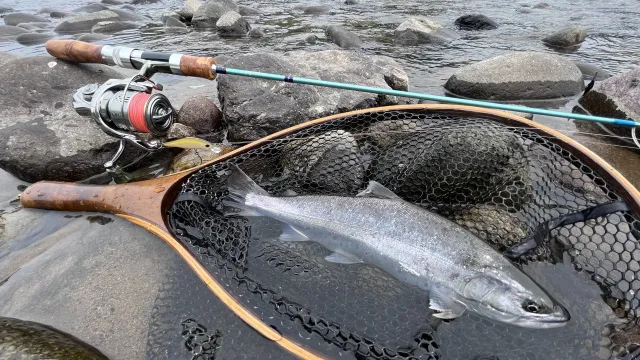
xmin=217 ymin=51 xmax=408 ymax=141
xmin=444 ymin=52 xmax=584 ymax=100
xmin=325 ymin=24 xmax=362 ymax=49
xmin=394 ymin=17 xmax=457 ymax=45
xmin=3 ymin=13 xmax=49 ymax=26
xmin=179 ymin=0 xmax=203 ymax=20
xmin=54 ymin=9 xmax=145 ymax=34
xmin=0 ymin=25 xmax=28 ymax=41
xmin=91 ymin=20 xmax=139 ymax=33
xmin=16 ymin=22 xmax=50 ymax=31
xmin=542 ymin=25 xmax=588 ymax=49
xmin=73 ymin=3 xmax=109 ymax=13
xmin=454 ymin=14 xmax=498 ymax=30
xmin=191 ymin=0 xmax=238 ymax=28
xmin=238 ymin=5 xmax=260 ymax=16
xmin=15 ymin=33 xmax=53 ymax=45
xmin=0 ymin=56 xmax=147 ymax=183
xmin=75 ymin=33 xmax=109 ymax=42
xmin=0 ymin=52 xmax=19 ymax=66
xmin=0 ymin=7 xmax=12 ymax=14
xmin=579 ymin=67 xmax=640 ymax=122
xmin=302 ymin=4 xmax=331 ymax=15
xmin=216 ymin=11 xmax=250 ymax=37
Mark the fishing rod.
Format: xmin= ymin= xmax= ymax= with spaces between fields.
xmin=44 ymin=39 xmax=640 ymax=168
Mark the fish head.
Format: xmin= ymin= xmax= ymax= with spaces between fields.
xmin=463 ymin=272 xmax=570 ymax=329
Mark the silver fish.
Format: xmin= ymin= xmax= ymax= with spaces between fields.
xmin=224 ymin=165 xmax=569 ymax=329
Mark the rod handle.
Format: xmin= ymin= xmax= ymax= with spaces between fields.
xmin=21 ymin=181 xmax=118 ymax=213
xmin=45 ymin=40 xmax=105 ymax=64
xmin=180 ymin=55 xmax=217 ymax=80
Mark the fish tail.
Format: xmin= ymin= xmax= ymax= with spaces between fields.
xmin=223 ymin=164 xmax=269 ymax=217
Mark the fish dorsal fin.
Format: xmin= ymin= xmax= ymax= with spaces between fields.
xmin=429 ymin=286 xmax=467 ymax=319
xmin=325 ymin=252 xmax=362 ymax=264
xmin=279 ymin=224 xmax=309 ymax=242
xmin=356 ymin=181 xmax=400 ymax=200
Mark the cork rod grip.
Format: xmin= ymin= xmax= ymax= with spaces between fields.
xmin=45 ymin=39 xmax=105 ymax=64
xmin=180 ymin=55 xmax=217 ymax=80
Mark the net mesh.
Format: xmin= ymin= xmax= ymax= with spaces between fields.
xmin=167 ymin=108 xmax=640 ymax=360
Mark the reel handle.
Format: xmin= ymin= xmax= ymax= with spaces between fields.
xmin=45 ymin=39 xmax=105 ymax=64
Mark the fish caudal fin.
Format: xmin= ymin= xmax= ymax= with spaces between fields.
xmin=223 ymin=164 xmax=269 ymax=217
xmin=429 ymin=286 xmax=467 ymax=319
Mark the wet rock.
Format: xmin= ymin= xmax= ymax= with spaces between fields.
xmin=50 ymin=11 xmax=72 ymax=18
xmin=517 ymin=8 xmax=533 ymax=14
xmin=37 ymin=7 xmax=58 ymax=14
xmin=0 ymin=57 xmax=148 ymax=183
xmin=73 ymin=3 xmax=109 ymax=13
xmin=0 ymin=25 xmax=28 ymax=41
xmin=345 ymin=0 xmax=359 ymax=4
xmin=102 ymin=0 xmax=123 ymax=4
xmin=573 ymin=61 xmax=612 ymax=81
xmin=91 ymin=20 xmax=139 ymax=33
xmin=454 ymin=14 xmax=498 ymax=30
xmin=177 ymin=96 xmax=222 ymax=134
xmin=394 ymin=17 xmax=457 ymax=45
xmin=179 ymin=0 xmax=203 ymax=20
xmin=108 ymin=9 xmax=148 ymax=22
xmin=0 ymin=7 xmax=12 ymax=14
xmin=192 ymin=0 xmax=238 ymax=28
xmin=579 ymin=67 xmax=640 ymax=124
xmin=248 ymin=28 xmax=265 ymax=38
xmin=218 ymin=51 xmax=408 ymax=141
xmin=75 ymin=33 xmax=109 ymax=42
xmin=168 ymin=146 xmax=235 ymax=173
xmin=121 ymin=5 xmax=135 ymax=11
xmin=303 ymin=5 xmax=331 ymax=15
xmin=451 ymin=205 xmax=528 ymax=250
xmin=305 ymin=34 xmax=318 ymax=44
xmin=0 ymin=52 xmax=18 ymax=66
xmin=161 ymin=11 xmax=185 ymax=23
xmin=54 ymin=10 xmax=121 ymax=34
xmin=282 ymin=130 xmax=364 ymax=194
xmin=3 ymin=13 xmax=49 ymax=26
xmin=533 ymin=2 xmax=550 ymax=8
xmin=15 ymin=33 xmax=53 ymax=45
xmin=325 ymin=24 xmax=362 ymax=49
xmin=444 ymin=52 xmax=584 ymax=100
xmin=16 ymin=22 xmax=50 ymax=31
xmin=216 ymin=11 xmax=250 ymax=37
xmin=238 ymin=5 xmax=260 ymax=16
xmin=131 ymin=0 xmax=161 ymax=3
xmin=164 ymin=17 xmax=187 ymax=28
xmin=542 ymin=25 xmax=588 ymax=49
xmin=367 ymin=119 xmax=428 ymax=149
xmin=384 ymin=67 xmax=409 ymax=91
xmin=166 ymin=123 xmax=197 ymax=139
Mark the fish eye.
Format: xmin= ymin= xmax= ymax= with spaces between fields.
xmin=523 ymin=300 xmax=541 ymax=313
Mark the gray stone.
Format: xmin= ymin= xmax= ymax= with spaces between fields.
xmin=394 ymin=17 xmax=457 ymax=45
xmin=0 ymin=52 xmax=18 ymax=66
xmin=345 ymin=0 xmax=359 ymax=4
xmin=384 ymin=67 xmax=409 ymax=91
xmin=248 ymin=28 xmax=265 ymax=38
xmin=120 ymin=4 xmax=135 ymax=11
xmin=73 ymin=3 xmax=110 ymax=13
xmin=282 ymin=130 xmax=364 ymax=194
xmin=303 ymin=4 xmax=330 ymax=14
xmin=166 ymin=123 xmax=197 ymax=139
xmin=579 ymin=67 xmax=640 ymax=123
xmin=325 ymin=24 xmax=362 ymax=49
xmin=51 ymin=11 xmax=72 ymax=18
xmin=168 ymin=146 xmax=234 ymax=173
xmin=533 ymin=2 xmax=550 ymax=8
xmin=16 ymin=22 xmax=50 ymax=31
xmin=102 ymin=0 xmax=123 ymax=4
xmin=37 ymin=7 xmax=58 ymax=14
xmin=3 ymin=13 xmax=49 ymax=26
xmin=192 ymin=0 xmax=238 ymax=28
xmin=216 ymin=11 xmax=250 ymax=37
xmin=0 ymin=7 xmax=12 ymax=14
xmin=0 ymin=25 xmax=28 ymax=41
xmin=238 ymin=5 xmax=260 ymax=16
xmin=0 ymin=56 xmax=149 ymax=183
xmin=108 ymin=9 xmax=148 ymax=21
xmin=217 ymin=50 xmax=408 ymax=141
xmin=305 ymin=34 xmax=318 ymax=44
xmin=54 ymin=10 xmax=121 ymax=34
xmin=573 ymin=61 xmax=612 ymax=81
xmin=179 ymin=0 xmax=203 ymax=20
xmin=164 ymin=17 xmax=187 ymax=28
xmin=444 ymin=52 xmax=584 ymax=100
xmin=517 ymin=8 xmax=533 ymax=14
xmin=454 ymin=14 xmax=498 ymax=30
xmin=177 ymin=96 xmax=222 ymax=134
xmin=91 ymin=20 xmax=139 ymax=33
xmin=131 ymin=0 xmax=161 ymax=3
xmin=161 ymin=11 xmax=184 ymax=23
xmin=542 ymin=25 xmax=588 ymax=48
xmin=75 ymin=33 xmax=109 ymax=42
xmin=15 ymin=33 xmax=53 ymax=45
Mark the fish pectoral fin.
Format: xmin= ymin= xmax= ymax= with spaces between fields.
xmin=356 ymin=181 xmax=401 ymax=200
xmin=279 ymin=224 xmax=309 ymax=242
xmin=429 ymin=287 xmax=466 ymax=319
xmin=324 ymin=252 xmax=362 ymax=264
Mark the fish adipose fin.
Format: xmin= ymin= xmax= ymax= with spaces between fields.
xmin=325 ymin=252 xmax=362 ymax=264
xmin=223 ymin=164 xmax=269 ymax=217
xmin=356 ymin=181 xmax=400 ymax=200
xmin=429 ymin=286 xmax=467 ymax=319
xmin=279 ymin=224 xmax=309 ymax=242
